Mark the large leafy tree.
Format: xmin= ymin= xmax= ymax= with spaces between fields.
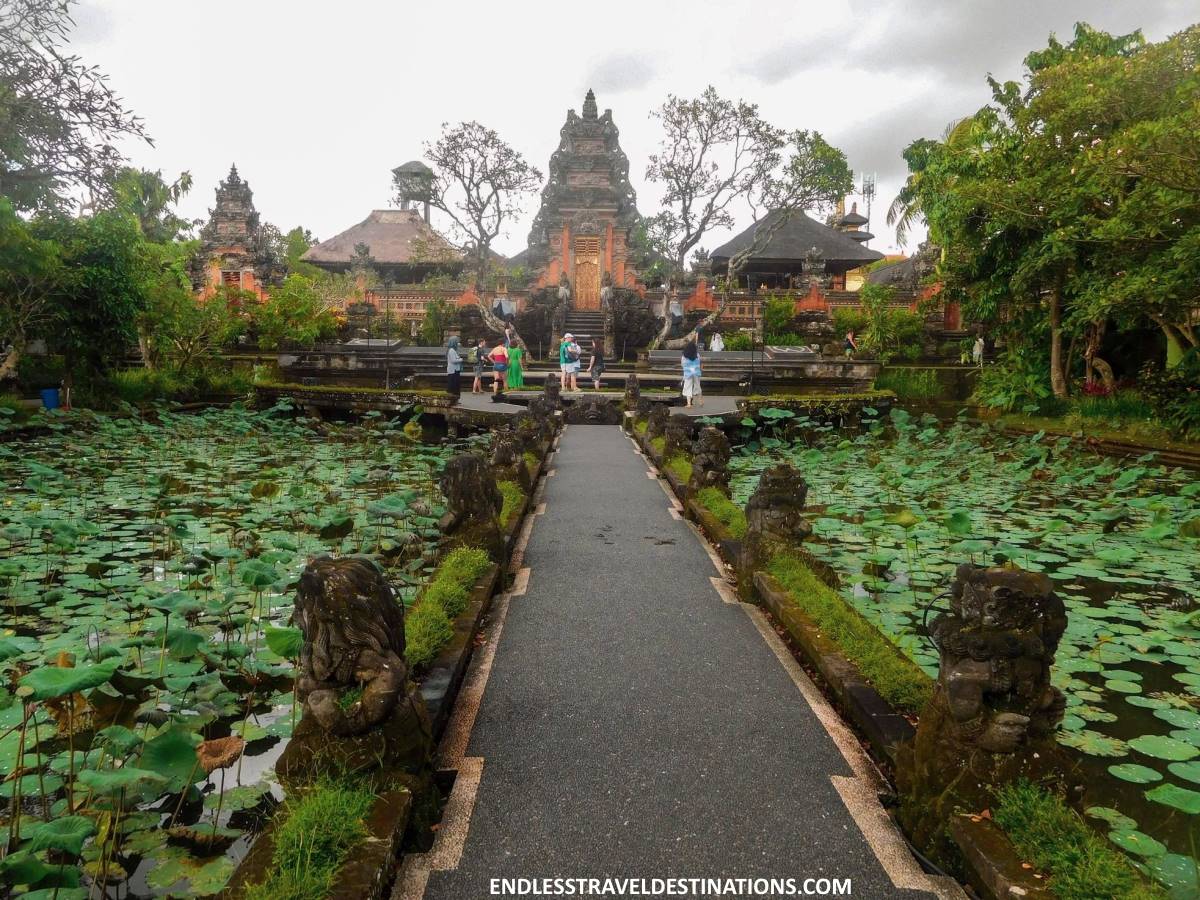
xmin=645 ymin=86 xmax=852 ymax=349
xmin=32 ymin=211 xmax=152 ymax=379
xmin=248 ymin=274 xmax=339 ymax=350
xmin=110 ymin=168 xmax=196 ymax=243
xmin=910 ymin=23 xmax=1199 ymax=398
xmin=0 ymin=198 xmax=62 ymax=380
xmin=393 ymin=121 xmax=541 ymax=337
xmin=1 ymin=0 xmax=149 ymax=212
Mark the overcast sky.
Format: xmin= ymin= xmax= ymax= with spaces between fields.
xmin=71 ymin=0 xmax=1196 ymax=259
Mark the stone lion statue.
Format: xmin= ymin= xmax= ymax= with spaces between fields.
xmin=743 ymin=464 xmax=812 ymax=565
xmin=929 ymin=563 xmax=1067 ymax=752
xmin=292 ymin=556 xmax=408 ymax=737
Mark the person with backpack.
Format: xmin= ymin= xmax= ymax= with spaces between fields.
xmin=472 ymin=339 xmax=488 ymax=393
xmin=559 ymin=332 xmax=581 ymax=392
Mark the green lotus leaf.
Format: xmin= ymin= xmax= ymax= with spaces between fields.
xmin=1167 ymin=761 xmax=1200 ymax=784
xmin=1108 ymin=829 xmax=1167 ymax=858
xmin=1129 ymin=735 xmax=1200 ymax=761
xmin=18 ymin=659 xmax=119 ymax=700
xmin=1104 ymin=679 xmax=1142 ymax=694
xmin=22 ymin=815 xmax=97 ymax=856
xmin=1145 ymin=853 xmax=1199 ymax=894
xmin=1107 ymin=763 xmax=1163 ymax=784
xmin=76 ymin=766 xmax=167 ymax=793
xmin=1144 ymin=783 xmax=1200 ymax=814
xmin=140 ymin=727 xmax=201 ymax=792
xmin=1057 ymin=729 xmax=1128 ymax=757
xmin=1155 ymin=708 xmax=1200 ymax=730
xmin=264 ymin=626 xmax=302 ymax=658
xmin=1085 ymin=806 xmax=1137 ymax=830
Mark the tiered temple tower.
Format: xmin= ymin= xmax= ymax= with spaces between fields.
xmin=521 ymin=89 xmax=643 ymax=306
xmin=194 ymin=164 xmax=273 ymax=295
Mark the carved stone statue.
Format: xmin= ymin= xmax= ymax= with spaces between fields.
xmin=557 ymin=272 xmax=572 ymax=304
xmin=688 ymin=427 xmax=731 ymax=494
xmin=897 ymin=563 xmax=1075 ymax=861
xmin=624 ymin=373 xmax=640 ymax=410
xmin=440 ymin=452 xmax=504 ymax=560
xmin=562 ymin=396 xmax=622 ymax=425
xmin=543 ymin=372 xmax=562 ymax=406
xmin=664 ymin=414 xmax=693 ymax=458
xmin=930 ymin=564 xmax=1067 ymax=752
xmin=491 ymin=432 xmax=532 ymax=493
xmin=743 ymin=464 xmax=812 ymax=567
xmin=645 ymin=403 xmax=669 ymax=440
xmin=600 ymin=271 xmax=614 ymax=307
xmin=277 ymin=557 xmax=435 ymax=811
xmin=292 ymin=557 xmax=408 ymax=736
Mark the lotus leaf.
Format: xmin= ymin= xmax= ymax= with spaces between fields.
xmin=1168 ymin=762 xmax=1200 ymax=784
xmin=1108 ymin=829 xmax=1167 ymax=857
xmin=1085 ymin=806 xmax=1137 ymax=830
xmin=1107 ymin=763 xmax=1163 ymax=784
xmin=76 ymin=767 xmax=167 ymax=793
xmin=18 ymin=659 xmax=119 ymax=700
xmin=1129 ymin=735 xmax=1200 ymax=762
xmin=22 ymin=816 xmax=97 ymax=856
xmin=1144 ymin=783 xmax=1200 ymax=814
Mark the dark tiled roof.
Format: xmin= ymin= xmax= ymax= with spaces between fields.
xmin=301 ymin=210 xmax=459 ymax=266
xmin=709 ymin=211 xmax=884 ymax=264
xmin=866 ymin=257 xmax=916 ymax=285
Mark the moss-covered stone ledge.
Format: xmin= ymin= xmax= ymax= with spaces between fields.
xmin=254 ymin=382 xmax=455 ymax=414
xmin=738 ymin=390 xmax=895 ymax=419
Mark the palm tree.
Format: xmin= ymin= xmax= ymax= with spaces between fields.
xmin=887 ymin=118 xmax=976 ymax=247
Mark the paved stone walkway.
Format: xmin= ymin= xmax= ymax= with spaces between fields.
xmin=399 ymin=426 xmax=960 ymax=900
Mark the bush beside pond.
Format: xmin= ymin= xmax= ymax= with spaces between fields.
xmin=405 ymin=547 xmax=494 ymax=669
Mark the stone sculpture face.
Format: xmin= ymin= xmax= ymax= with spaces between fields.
xmin=745 ymin=464 xmax=812 ymax=554
xmin=292 ymin=556 xmax=408 ymax=736
xmin=930 ymin=564 xmax=1067 ymax=752
xmin=689 ymin=427 xmax=731 ymax=492
xmin=440 ymin=453 xmax=502 ymax=527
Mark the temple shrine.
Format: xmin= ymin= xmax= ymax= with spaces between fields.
xmin=192 ymin=164 xmax=280 ymax=298
xmin=509 ymin=89 xmax=644 ymax=308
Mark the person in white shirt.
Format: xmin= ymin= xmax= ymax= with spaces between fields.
xmin=709 ymin=333 xmax=725 ymax=352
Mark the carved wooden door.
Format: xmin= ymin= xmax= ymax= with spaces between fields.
xmin=574 ymin=237 xmax=601 ymax=309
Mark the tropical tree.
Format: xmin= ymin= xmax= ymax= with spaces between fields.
xmin=645 ymin=86 xmax=852 ymax=348
xmin=0 ymin=198 xmax=62 ymax=380
xmin=249 ymin=274 xmax=339 ymax=350
xmin=907 ymin=23 xmax=1199 ymax=398
xmin=393 ymin=122 xmax=541 ymax=338
xmin=0 ymin=0 xmax=149 ymax=212
xmin=31 ymin=211 xmax=153 ymax=381
xmin=141 ymin=277 xmax=245 ymax=371
xmin=110 ymin=168 xmax=196 ymax=243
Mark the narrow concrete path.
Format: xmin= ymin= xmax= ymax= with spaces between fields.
xmin=400 ymin=426 xmax=959 ymax=900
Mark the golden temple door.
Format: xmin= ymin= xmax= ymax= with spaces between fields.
xmin=573 ymin=237 xmax=601 ymax=309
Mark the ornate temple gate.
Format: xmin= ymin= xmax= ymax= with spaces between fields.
xmin=573 ymin=236 xmax=601 ymax=309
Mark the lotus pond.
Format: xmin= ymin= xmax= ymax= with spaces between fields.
xmin=731 ymin=409 xmax=1200 ymax=896
xmin=0 ymin=403 xmax=472 ymax=898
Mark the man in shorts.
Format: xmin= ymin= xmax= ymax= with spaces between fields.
xmin=558 ymin=332 xmax=581 ymax=392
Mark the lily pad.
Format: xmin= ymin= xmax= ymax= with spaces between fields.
xmin=1129 ymin=735 xmax=1200 ymax=762
xmin=1108 ymin=829 xmax=1167 ymax=857
xmin=1144 ymin=783 xmax=1200 ymax=814
xmin=1108 ymin=763 xmax=1164 ymax=784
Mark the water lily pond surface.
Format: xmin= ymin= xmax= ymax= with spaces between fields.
xmin=731 ymin=409 xmax=1200 ymax=895
xmin=0 ymin=404 xmax=467 ymax=897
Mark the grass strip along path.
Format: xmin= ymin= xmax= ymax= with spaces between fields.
xmin=399 ymin=425 xmax=961 ymax=900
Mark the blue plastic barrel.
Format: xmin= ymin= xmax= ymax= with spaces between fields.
xmin=40 ymin=388 xmax=60 ymax=410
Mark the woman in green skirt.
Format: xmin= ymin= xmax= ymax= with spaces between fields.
xmin=506 ymin=340 xmax=526 ymax=389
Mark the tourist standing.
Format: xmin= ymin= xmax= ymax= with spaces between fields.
xmin=681 ymin=340 xmax=703 ymax=408
xmin=844 ymin=330 xmax=859 ymax=358
xmin=507 ymin=340 xmax=526 ymax=390
xmin=587 ymin=338 xmax=605 ymax=391
xmin=972 ymin=335 xmax=985 ymax=368
xmin=473 ymin=339 xmax=488 ymax=393
xmin=559 ymin=332 xmax=581 ymax=392
xmin=489 ymin=341 xmax=509 ymax=396
xmin=446 ymin=336 xmax=463 ymax=396
xmin=710 ymin=332 xmax=725 ymax=352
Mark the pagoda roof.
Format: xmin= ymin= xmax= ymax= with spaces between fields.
xmin=709 ymin=211 xmax=884 ymax=265
xmin=302 ymin=210 xmax=459 ymax=268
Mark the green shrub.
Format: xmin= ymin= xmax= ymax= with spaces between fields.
xmin=1139 ymin=353 xmax=1200 ymax=439
xmin=422 ymin=547 xmax=491 ymax=620
xmin=994 ymin=781 xmax=1166 ymax=900
xmin=650 ymin=436 xmax=665 ymax=456
xmin=766 ymin=553 xmax=933 ymax=714
xmin=764 ymin=332 xmax=811 ymax=347
xmin=634 ymin=419 xmax=648 ymax=435
xmin=1075 ymin=391 xmax=1154 ymax=424
xmin=404 ymin=600 xmax=454 ymax=670
xmin=723 ymin=332 xmax=754 ymax=351
xmin=498 ymin=480 xmax=525 ymax=527
xmin=665 ymin=455 xmax=692 ymax=483
xmin=244 ymin=778 xmax=375 ymax=900
xmin=874 ymin=368 xmax=940 ymax=401
xmin=0 ymin=392 xmax=32 ymax=424
xmin=696 ymin=487 xmax=748 ymax=539
xmin=832 ymin=307 xmax=868 ymax=336
xmin=763 ymin=294 xmax=796 ymax=338
xmin=523 ymin=451 xmax=539 ymax=471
